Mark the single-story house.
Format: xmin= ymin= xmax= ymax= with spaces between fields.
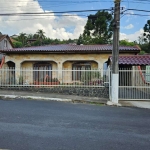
xmin=0 ymin=44 xmax=140 ymax=85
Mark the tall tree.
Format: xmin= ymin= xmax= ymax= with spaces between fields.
xmin=36 ymin=29 xmax=46 ymax=45
xmin=143 ymin=20 xmax=150 ymax=43
xmin=143 ymin=20 xmax=150 ymax=53
xmin=27 ymin=34 xmax=34 ymax=39
xmin=138 ymin=34 xmax=145 ymax=45
xmin=78 ymin=10 xmax=113 ymax=45
xmin=18 ymin=32 xmax=27 ymax=46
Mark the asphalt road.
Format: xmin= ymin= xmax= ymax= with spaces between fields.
xmin=0 ymin=99 xmax=150 ymax=150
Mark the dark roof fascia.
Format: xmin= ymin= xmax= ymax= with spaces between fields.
xmin=1 ymin=50 xmax=140 ymax=54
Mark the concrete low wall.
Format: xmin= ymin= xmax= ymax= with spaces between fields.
xmin=0 ymin=87 xmax=109 ymax=98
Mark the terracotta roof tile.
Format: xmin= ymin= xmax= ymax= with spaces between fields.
xmin=110 ymin=55 xmax=150 ymax=65
xmin=0 ymin=44 xmax=140 ymax=53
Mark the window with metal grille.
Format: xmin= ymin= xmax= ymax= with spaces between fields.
xmin=72 ymin=62 xmax=91 ymax=81
xmin=33 ymin=62 xmax=52 ymax=82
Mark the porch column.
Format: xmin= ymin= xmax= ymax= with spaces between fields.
xmin=98 ymin=62 xmax=103 ymax=69
xmin=98 ymin=62 xmax=103 ymax=77
xmin=15 ymin=63 xmax=21 ymax=85
xmin=57 ymin=62 xmax=63 ymax=84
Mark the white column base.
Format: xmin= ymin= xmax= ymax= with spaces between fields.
xmin=107 ymin=101 xmax=121 ymax=107
xmin=111 ymin=73 xmax=119 ymax=104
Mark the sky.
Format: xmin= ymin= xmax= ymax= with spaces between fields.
xmin=0 ymin=0 xmax=150 ymax=42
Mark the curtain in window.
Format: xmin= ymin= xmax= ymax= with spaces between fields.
xmin=72 ymin=63 xmax=91 ymax=81
xmin=33 ymin=63 xmax=52 ymax=82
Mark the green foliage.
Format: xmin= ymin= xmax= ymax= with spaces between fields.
xmin=119 ymin=40 xmax=135 ymax=46
xmin=140 ymin=43 xmax=150 ymax=53
xmin=36 ymin=29 xmax=46 ymax=45
xmin=143 ymin=20 xmax=150 ymax=43
xmin=77 ymin=10 xmax=113 ymax=45
xmin=18 ymin=32 xmax=27 ymax=46
xmin=139 ymin=51 xmax=146 ymax=55
xmin=12 ymin=41 xmax=23 ymax=48
xmin=80 ymin=69 xmax=101 ymax=85
xmin=19 ymin=76 xmax=23 ymax=85
xmin=45 ymin=77 xmax=59 ymax=82
xmin=12 ymin=29 xmax=78 ymax=47
xmin=142 ymin=20 xmax=150 ymax=52
xmin=31 ymin=40 xmax=41 ymax=46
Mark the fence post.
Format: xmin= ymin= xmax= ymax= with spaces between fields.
xmin=108 ymin=67 xmax=111 ymax=100
xmin=57 ymin=62 xmax=63 ymax=84
xmin=15 ymin=63 xmax=21 ymax=85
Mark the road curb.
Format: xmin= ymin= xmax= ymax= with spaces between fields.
xmin=0 ymin=95 xmax=72 ymax=102
xmin=0 ymin=94 xmax=107 ymax=105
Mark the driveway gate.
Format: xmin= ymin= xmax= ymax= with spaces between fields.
xmin=118 ymin=68 xmax=150 ymax=100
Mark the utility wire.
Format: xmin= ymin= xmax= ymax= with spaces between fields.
xmin=2 ymin=15 xmax=87 ymax=22
xmin=124 ymin=13 xmax=150 ymax=17
xmin=0 ymin=9 xmax=111 ymax=16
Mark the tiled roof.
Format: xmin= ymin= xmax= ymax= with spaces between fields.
xmin=0 ymin=35 xmax=14 ymax=48
xmin=0 ymin=44 xmax=140 ymax=53
xmin=109 ymin=55 xmax=150 ymax=65
xmin=0 ymin=35 xmax=7 ymax=42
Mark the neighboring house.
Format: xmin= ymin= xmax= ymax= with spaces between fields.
xmin=0 ymin=35 xmax=13 ymax=50
xmin=0 ymin=44 xmax=140 ymax=84
xmin=10 ymin=34 xmax=18 ymax=39
xmin=27 ymin=39 xmax=37 ymax=45
xmin=107 ymin=55 xmax=150 ymax=86
xmin=0 ymin=35 xmax=13 ymax=68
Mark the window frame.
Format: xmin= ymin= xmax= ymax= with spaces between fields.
xmin=72 ymin=62 xmax=91 ymax=81
xmin=33 ymin=62 xmax=52 ymax=82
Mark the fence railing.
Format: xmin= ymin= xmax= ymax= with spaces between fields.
xmin=1 ymin=67 xmax=150 ymax=99
xmin=118 ymin=68 xmax=150 ymax=100
xmin=0 ymin=67 xmax=109 ymax=88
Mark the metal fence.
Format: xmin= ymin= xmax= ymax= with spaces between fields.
xmin=118 ymin=68 xmax=150 ymax=100
xmin=0 ymin=67 xmax=109 ymax=88
xmin=1 ymin=67 xmax=149 ymax=100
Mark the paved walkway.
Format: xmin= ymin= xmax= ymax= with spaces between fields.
xmin=0 ymin=90 xmax=108 ymax=104
xmin=119 ymin=101 xmax=150 ymax=109
xmin=0 ymin=89 xmax=150 ymax=109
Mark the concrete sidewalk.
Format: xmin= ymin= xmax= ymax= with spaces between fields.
xmin=0 ymin=90 xmax=108 ymax=104
xmin=119 ymin=101 xmax=150 ymax=109
xmin=0 ymin=89 xmax=150 ymax=109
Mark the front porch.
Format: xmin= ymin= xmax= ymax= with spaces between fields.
xmin=0 ymin=66 xmax=109 ymax=98
xmin=2 ymin=60 xmax=105 ymax=86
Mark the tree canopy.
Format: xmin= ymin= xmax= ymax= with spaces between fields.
xmin=18 ymin=32 xmax=27 ymax=47
xmin=119 ymin=40 xmax=136 ymax=46
xmin=143 ymin=20 xmax=150 ymax=43
xmin=12 ymin=29 xmax=77 ymax=48
xmin=143 ymin=20 xmax=150 ymax=53
xmin=77 ymin=10 xmax=113 ymax=45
